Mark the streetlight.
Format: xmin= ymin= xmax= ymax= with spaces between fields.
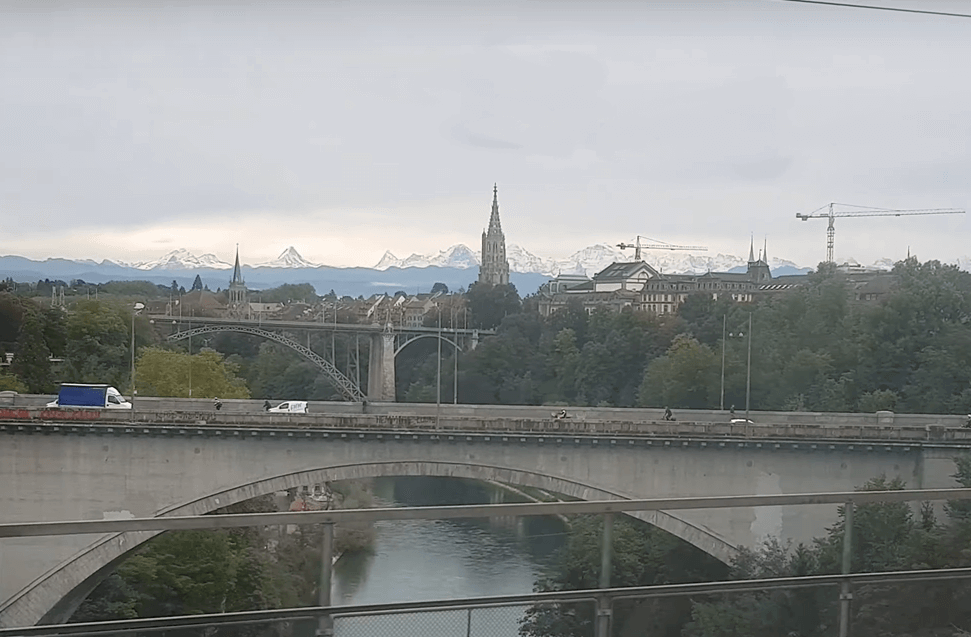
xmin=745 ymin=312 xmax=753 ymax=419
xmin=452 ymin=303 xmax=458 ymax=405
xmin=719 ymin=314 xmax=727 ymax=411
xmin=722 ymin=313 xmax=753 ymax=417
xmin=436 ymin=308 xmax=442 ymax=427
xmin=131 ymin=302 xmax=144 ymax=415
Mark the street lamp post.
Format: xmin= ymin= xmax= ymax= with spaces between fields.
xmin=452 ymin=305 xmax=458 ymax=405
xmin=724 ymin=314 xmax=753 ymax=417
xmin=131 ymin=303 xmax=144 ymax=415
xmin=745 ymin=312 xmax=753 ymax=418
xmin=719 ymin=314 xmax=727 ymax=411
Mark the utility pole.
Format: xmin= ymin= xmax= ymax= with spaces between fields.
xmin=719 ymin=314 xmax=726 ymax=411
xmin=745 ymin=313 xmax=752 ymax=418
xmin=436 ymin=309 xmax=442 ymax=427
xmin=130 ymin=302 xmax=144 ymax=417
xmin=452 ymin=304 xmax=458 ymax=404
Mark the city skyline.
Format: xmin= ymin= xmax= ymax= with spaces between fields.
xmin=2 ymin=1 xmax=969 ymax=267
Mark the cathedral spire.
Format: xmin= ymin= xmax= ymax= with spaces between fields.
xmin=748 ymin=235 xmax=755 ymax=263
xmin=488 ymin=183 xmax=502 ymax=235
xmin=479 ymin=184 xmax=510 ymax=286
xmin=763 ymin=237 xmax=768 ymax=264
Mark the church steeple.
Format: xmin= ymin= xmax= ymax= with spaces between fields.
xmin=228 ymin=244 xmax=248 ymax=318
xmin=479 ymin=184 xmax=510 ymax=286
xmin=488 ymin=183 xmax=502 ymax=235
xmin=231 ymin=245 xmax=244 ymax=286
xmin=748 ymin=235 xmax=755 ymax=264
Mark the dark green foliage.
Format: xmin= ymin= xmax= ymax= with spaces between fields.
xmin=520 ymin=515 xmax=727 ymax=637
xmin=61 ymin=300 xmax=131 ymax=388
xmin=467 ymin=281 xmax=522 ymax=329
xmin=253 ymin=283 xmax=318 ymax=304
xmin=190 ymin=275 xmax=204 ymax=292
xmin=11 ymin=310 xmax=54 ymax=392
xmin=682 ymin=468 xmax=971 ymax=637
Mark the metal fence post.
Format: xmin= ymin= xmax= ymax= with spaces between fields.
xmin=317 ymin=523 xmax=335 ymax=637
xmin=596 ymin=513 xmax=614 ymax=637
xmin=838 ymin=501 xmax=854 ymax=637
xmin=466 ymin=607 xmax=472 ymax=637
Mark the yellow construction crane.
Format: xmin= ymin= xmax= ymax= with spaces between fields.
xmin=796 ymin=203 xmax=965 ymax=264
xmin=617 ymin=236 xmax=707 ymax=261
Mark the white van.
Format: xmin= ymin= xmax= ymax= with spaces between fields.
xmin=268 ymin=401 xmax=308 ymax=414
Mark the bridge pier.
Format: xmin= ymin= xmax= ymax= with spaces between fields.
xmin=367 ymin=327 xmax=396 ymax=402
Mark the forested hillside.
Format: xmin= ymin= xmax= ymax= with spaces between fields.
xmin=2 ymin=257 xmax=970 ymax=414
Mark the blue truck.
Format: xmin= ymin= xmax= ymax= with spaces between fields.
xmin=47 ymin=384 xmax=132 ymax=409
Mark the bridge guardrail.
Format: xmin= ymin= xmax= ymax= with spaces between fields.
xmin=2 ymin=407 xmax=970 ymax=444
xmin=5 ymin=394 xmax=967 ymax=429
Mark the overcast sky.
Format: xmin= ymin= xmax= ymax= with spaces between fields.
xmin=2 ymin=0 xmax=970 ymax=269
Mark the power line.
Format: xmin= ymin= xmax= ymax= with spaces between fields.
xmin=775 ymin=0 xmax=971 ymax=19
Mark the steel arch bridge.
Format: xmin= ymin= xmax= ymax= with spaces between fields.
xmin=393 ymin=333 xmax=463 ymax=357
xmin=167 ymin=324 xmax=365 ymax=402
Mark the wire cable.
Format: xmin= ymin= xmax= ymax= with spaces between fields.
xmin=775 ymin=0 xmax=971 ymax=19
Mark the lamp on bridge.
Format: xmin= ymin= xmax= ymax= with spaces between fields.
xmin=131 ymin=303 xmax=145 ymax=415
xmin=721 ymin=313 xmax=753 ymax=418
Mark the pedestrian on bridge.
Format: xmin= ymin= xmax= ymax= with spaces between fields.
xmin=214 ymin=397 xmax=222 ymax=411
xmin=263 ymin=400 xmax=271 ymax=411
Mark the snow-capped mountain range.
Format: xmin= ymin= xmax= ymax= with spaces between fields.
xmin=19 ymin=244 xmax=952 ymax=278
xmin=374 ymin=243 xmax=806 ymax=277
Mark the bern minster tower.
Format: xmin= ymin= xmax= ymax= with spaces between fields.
xmin=479 ymin=184 xmax=510 ymax=286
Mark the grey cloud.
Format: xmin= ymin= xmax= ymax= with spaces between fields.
xmin=0 ymin=1 xmax=969 ymax=267
xmin=451 ymin=125 xmax=523 ymax=150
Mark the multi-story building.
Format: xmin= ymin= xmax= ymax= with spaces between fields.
xmin=538 ymin=238 xmax=775 ymax=316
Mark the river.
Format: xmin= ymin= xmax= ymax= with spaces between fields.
xmin=330 ymin=477 xmax=567 ymax=636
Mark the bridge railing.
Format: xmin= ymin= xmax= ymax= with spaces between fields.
xmin=2 ymin=406 xmax=971 ymax=444
xmin=4 ymin=489 xmax=971 ymax=637
xmin=2 ymin=394 xmax=966 ymax=429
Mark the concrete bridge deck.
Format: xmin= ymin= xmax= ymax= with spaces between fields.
xmin=2 ymin=402 xmax=970 ymax=627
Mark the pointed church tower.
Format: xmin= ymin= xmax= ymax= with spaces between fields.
xmin=479 ymin=184 xmax=510 ymax=286
xmin=746 ymin=236 xmax=772 ymax=284
xmin=228 ymin=245 xmax=249 ymax=317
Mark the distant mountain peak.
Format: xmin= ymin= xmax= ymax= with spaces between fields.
xmin=131 ymin=249 xmax=231 ymax=271
xmin=374 ymin=244 xmax=479 ymax=270
xmin=257 ymin=246 xmax=318 ymax=268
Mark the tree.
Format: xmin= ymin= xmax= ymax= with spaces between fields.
xmin=0 ymin=372 xmax=28 ymax=393
xmin=62 ymin=300 xmax=130 ymax=388
xmin=135 ymin=348 xmax=250 ymax=398
xmin=466 ymin=282 xmax=521 ymax=329
xmin=430 ymin=282 xmax=449 ymax=295
xmin=190 ymin=275 xmax=204 ymax=292
xmin=637 ymin=335 xmax=717 ymax=409
xmin=520 ymin=515 xmax=726 ymax=637
xmin=11 ymin=310 xmax=54 ymax=392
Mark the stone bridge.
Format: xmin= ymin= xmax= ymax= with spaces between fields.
xmin=1 ymin=402 xmax=969 ymax=627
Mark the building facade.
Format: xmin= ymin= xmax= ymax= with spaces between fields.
xmin=538 ymin=238 xmax=778 ymax=316
xmin=478 ymin=184 xmax=510 ymax=286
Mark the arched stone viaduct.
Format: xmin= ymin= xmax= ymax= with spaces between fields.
xmin=0 ymin=414 xmax=965 ymax=628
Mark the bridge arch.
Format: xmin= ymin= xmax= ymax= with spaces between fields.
xmin=8 ymin=462 xmax=737 ymax=628
xmin=167 ymin=325 xmax=364 ymax=402
xmin=393 ymin=333 xmax=462 ymax=358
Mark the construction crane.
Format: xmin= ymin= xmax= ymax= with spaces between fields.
xmin=796 ymin=203 xmax=965 ymax=264
xmin=617 ymin=236 xmax=708 ymax=261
